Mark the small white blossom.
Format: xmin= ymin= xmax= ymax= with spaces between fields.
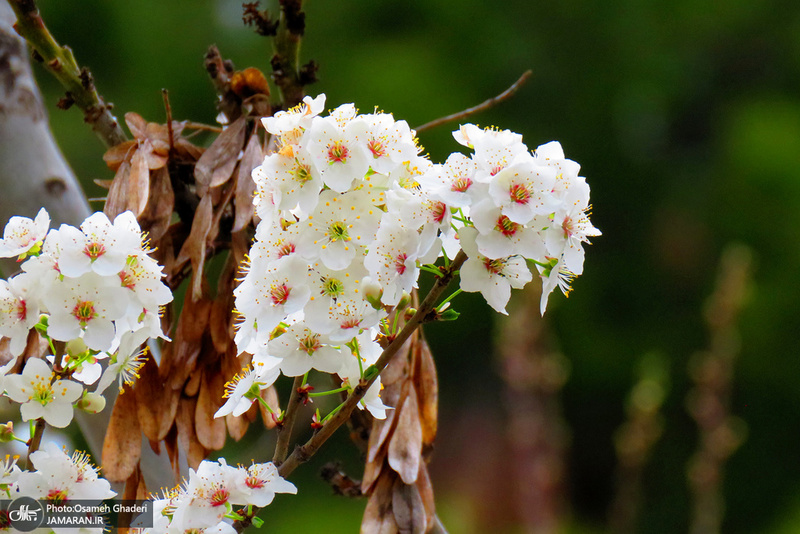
xmin=4 ymin=358 xmax=83 ymax=428
xmin=0 ymin=207 xmax=50 ymax=259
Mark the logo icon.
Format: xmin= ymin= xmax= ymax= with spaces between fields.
xmin=6 ymin=497 xmax=45 ymax=532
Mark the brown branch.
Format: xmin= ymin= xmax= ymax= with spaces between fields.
xmin=26 ymin=418 xmax=46 ymax=470
xmin=233 ymin=251 xmax=467 ymax=532
xmin=272 ymin=375 xmax=306 ymax=465
xmin=414 ymin=70 xmax=533 ymax=133
xmin=8 ymin=0 xmax=127 ymax=147
xmin=270 ymin=0 xmax=307 ymax=108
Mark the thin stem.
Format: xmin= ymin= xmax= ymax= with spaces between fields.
xmin=437 ymin=288 xmax=462 ymax=311
xmin=255 ymin=395 xmax=275 ymax=414
xmin=308 ymin=386 xmax=350 ymax=398
xmin=272 ymin=375 xmax=305 ymax=465
xmin=233 ymin=250 xmax=468 ymax=533
xmin=8 ymin=0 xmax=127 ymax=147
xmin=419 ymin=264 xmax=444 ymax=277
xmin=414 ymin=70 xmax=533 ymax=133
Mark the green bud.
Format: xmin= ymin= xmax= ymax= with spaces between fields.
xmin=438 ymin=308 xmax=460 ymax=321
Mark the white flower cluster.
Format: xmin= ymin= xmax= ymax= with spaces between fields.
xmin=0 ymin=209 xmax=172 ymax=427
xmin=450 ymin=126 xmax=601 ymax=314
xmin=1 ymin=442 xmax=116 ymax=534
xmin=138 ymin=459 xmax=296 ymax=533
xmin=227 ymin=94 xmax=599 ymax=420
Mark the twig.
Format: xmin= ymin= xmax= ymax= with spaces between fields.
xmin=271 ymin=0 xmax=307 ymax=108
xmin=414 ymin=70 xmax=533 ymax=133
xmin=8 ymin=0 xmax=127 ymax=148
xmin=26 ymin=418 xmax=46 ymax=470
xmin=272 ymin=375 xmax=305 ymax=465
xmin=233 ymin=251 xmax=467 ymax=532
xmin=162 ymin=89 xmax=175 ymax=157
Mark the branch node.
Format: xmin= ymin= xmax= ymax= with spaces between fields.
xmin=56 ymin=92 xmax=75 ymax=110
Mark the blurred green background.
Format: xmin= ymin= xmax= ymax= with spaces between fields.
xmin=25 ymin=0 xmax=800 ymax=532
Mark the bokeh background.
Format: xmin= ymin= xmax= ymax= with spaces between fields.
xmin=21 ymin=0 xmax=800 ymax=532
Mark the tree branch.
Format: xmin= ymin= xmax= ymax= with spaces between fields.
xmin=233 ymin=251 xmax=467 ymax=532
xmin=414 ymin=70 xmax=533 ymax=133
xmin=271 ymin=0 xmax=306 ymax=108
xmin=8 ymin=0 xmax=127 ymax=147
xmin=272 ymin=375 xmax=305 ymax=465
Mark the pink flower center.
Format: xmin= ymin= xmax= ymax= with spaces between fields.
xmin=210 ymin=487 xmax=230 ymax=507
xmin=562 ymin=216 xmax=574 ymax=238
xmin=269 ymin=283 xmax=291 ymax=306
xmin=277 ymin=241 xmax=296 ymax=258
xmin=245 ymin=475 xmax=265 ymax=489
xmin=327 ymin=141 xmax=349 ymax=164
xmin=84 ymin=241 xmax=106 ymax=260
xmin=450 ymin=176 xmax=472 ymax=193
xmin=119 ymin=270 xmax=137 ymax=290
xmin=368 ymin=138 xmax=386 ymax=158
xmin=495 ymin=215 xmax=520 ymax=238
xmin=509 ymin=183 xmax=531 ymax=204
xmin=431 ymin=201 xmax=447 ymax=223
xmin=482 ymin=257 xmax=504 ymax=275
xmin=15 ymin=299 xmax=27 ymax=322
xmin=394 ymin=253 xmax=408 ymax=275
xmin=72 ymin=300 xmax=96 ymax=325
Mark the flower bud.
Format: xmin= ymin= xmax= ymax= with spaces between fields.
xmin=438 ymin=308 xmax=461 ymax=321
xmin=403 ymin=307 xmax=417 ymax=322
xmin=66 ymin=338 xmax=89 ymax=357
xmin=363 ymin=278 xmax=383 ymax=309
xmin=0 ymin=421 xmax=14 ymax=443
xmin=77 ymin=392 xmax=106 ymax=414
xmin=396 ymin=292 xmax=412 ymax=311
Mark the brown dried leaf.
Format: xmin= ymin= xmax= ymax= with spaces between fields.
xmin=169 ymin=290 xmax=212 ymax=389
xmin=382 ymin=332 xmax=414 ymax=386
xmin=184 ymin=368 xmax=202 ymax=397
xmin=361 ymin=471 xmax=399 ymax=534
xmin=362 ymin=447 xmax=388 ymax=495
xmin=138 ymin=167 xmax=174 ymax=242
xmin=119 ymin=465 xmax=148 ymax=529
xmin=102 ymin=387 xmax=142 ymax=482
xmin=103 ymin=140 xmax=136 ymax=171
xmin=194 ymin=116 xmax=247 ymax=196
xmin=176 ymin=396 xmax=208 ymax=470
xmin=209 ymin=256 xmax=236 ymax=354
xmin=176 ymin=193 xmax=214 ymax=302
xmin=129 ymin=150 xmax=150 ymax=216
xmin=413 ymin=337 xmax=438 ymax=447
xmin=392 ymin=477 xmax=427 ymax=534
xmin=226 ymin=411 xmax=251 ymax=442
xmin=416 ymin=466 xmax=436 ymax=532
xmin=388 ymin=383 xmax=423 ymax=485
xmin=105 ymin=160 xmax=131 ymax=219
xmin=135 ymin=352 xmax=178 ymax=442
xmin=233 ymin=134 xmax=262 ymax=232
xmin=125 ymin=112 xmax=147 ymax=139
xmin=195 ymin=368 xmax=227 ymax=450
xmin=163 ymin=424 xmax=181 ymax=480
xmin=231 ymin=229 xmax=251 ymax=272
